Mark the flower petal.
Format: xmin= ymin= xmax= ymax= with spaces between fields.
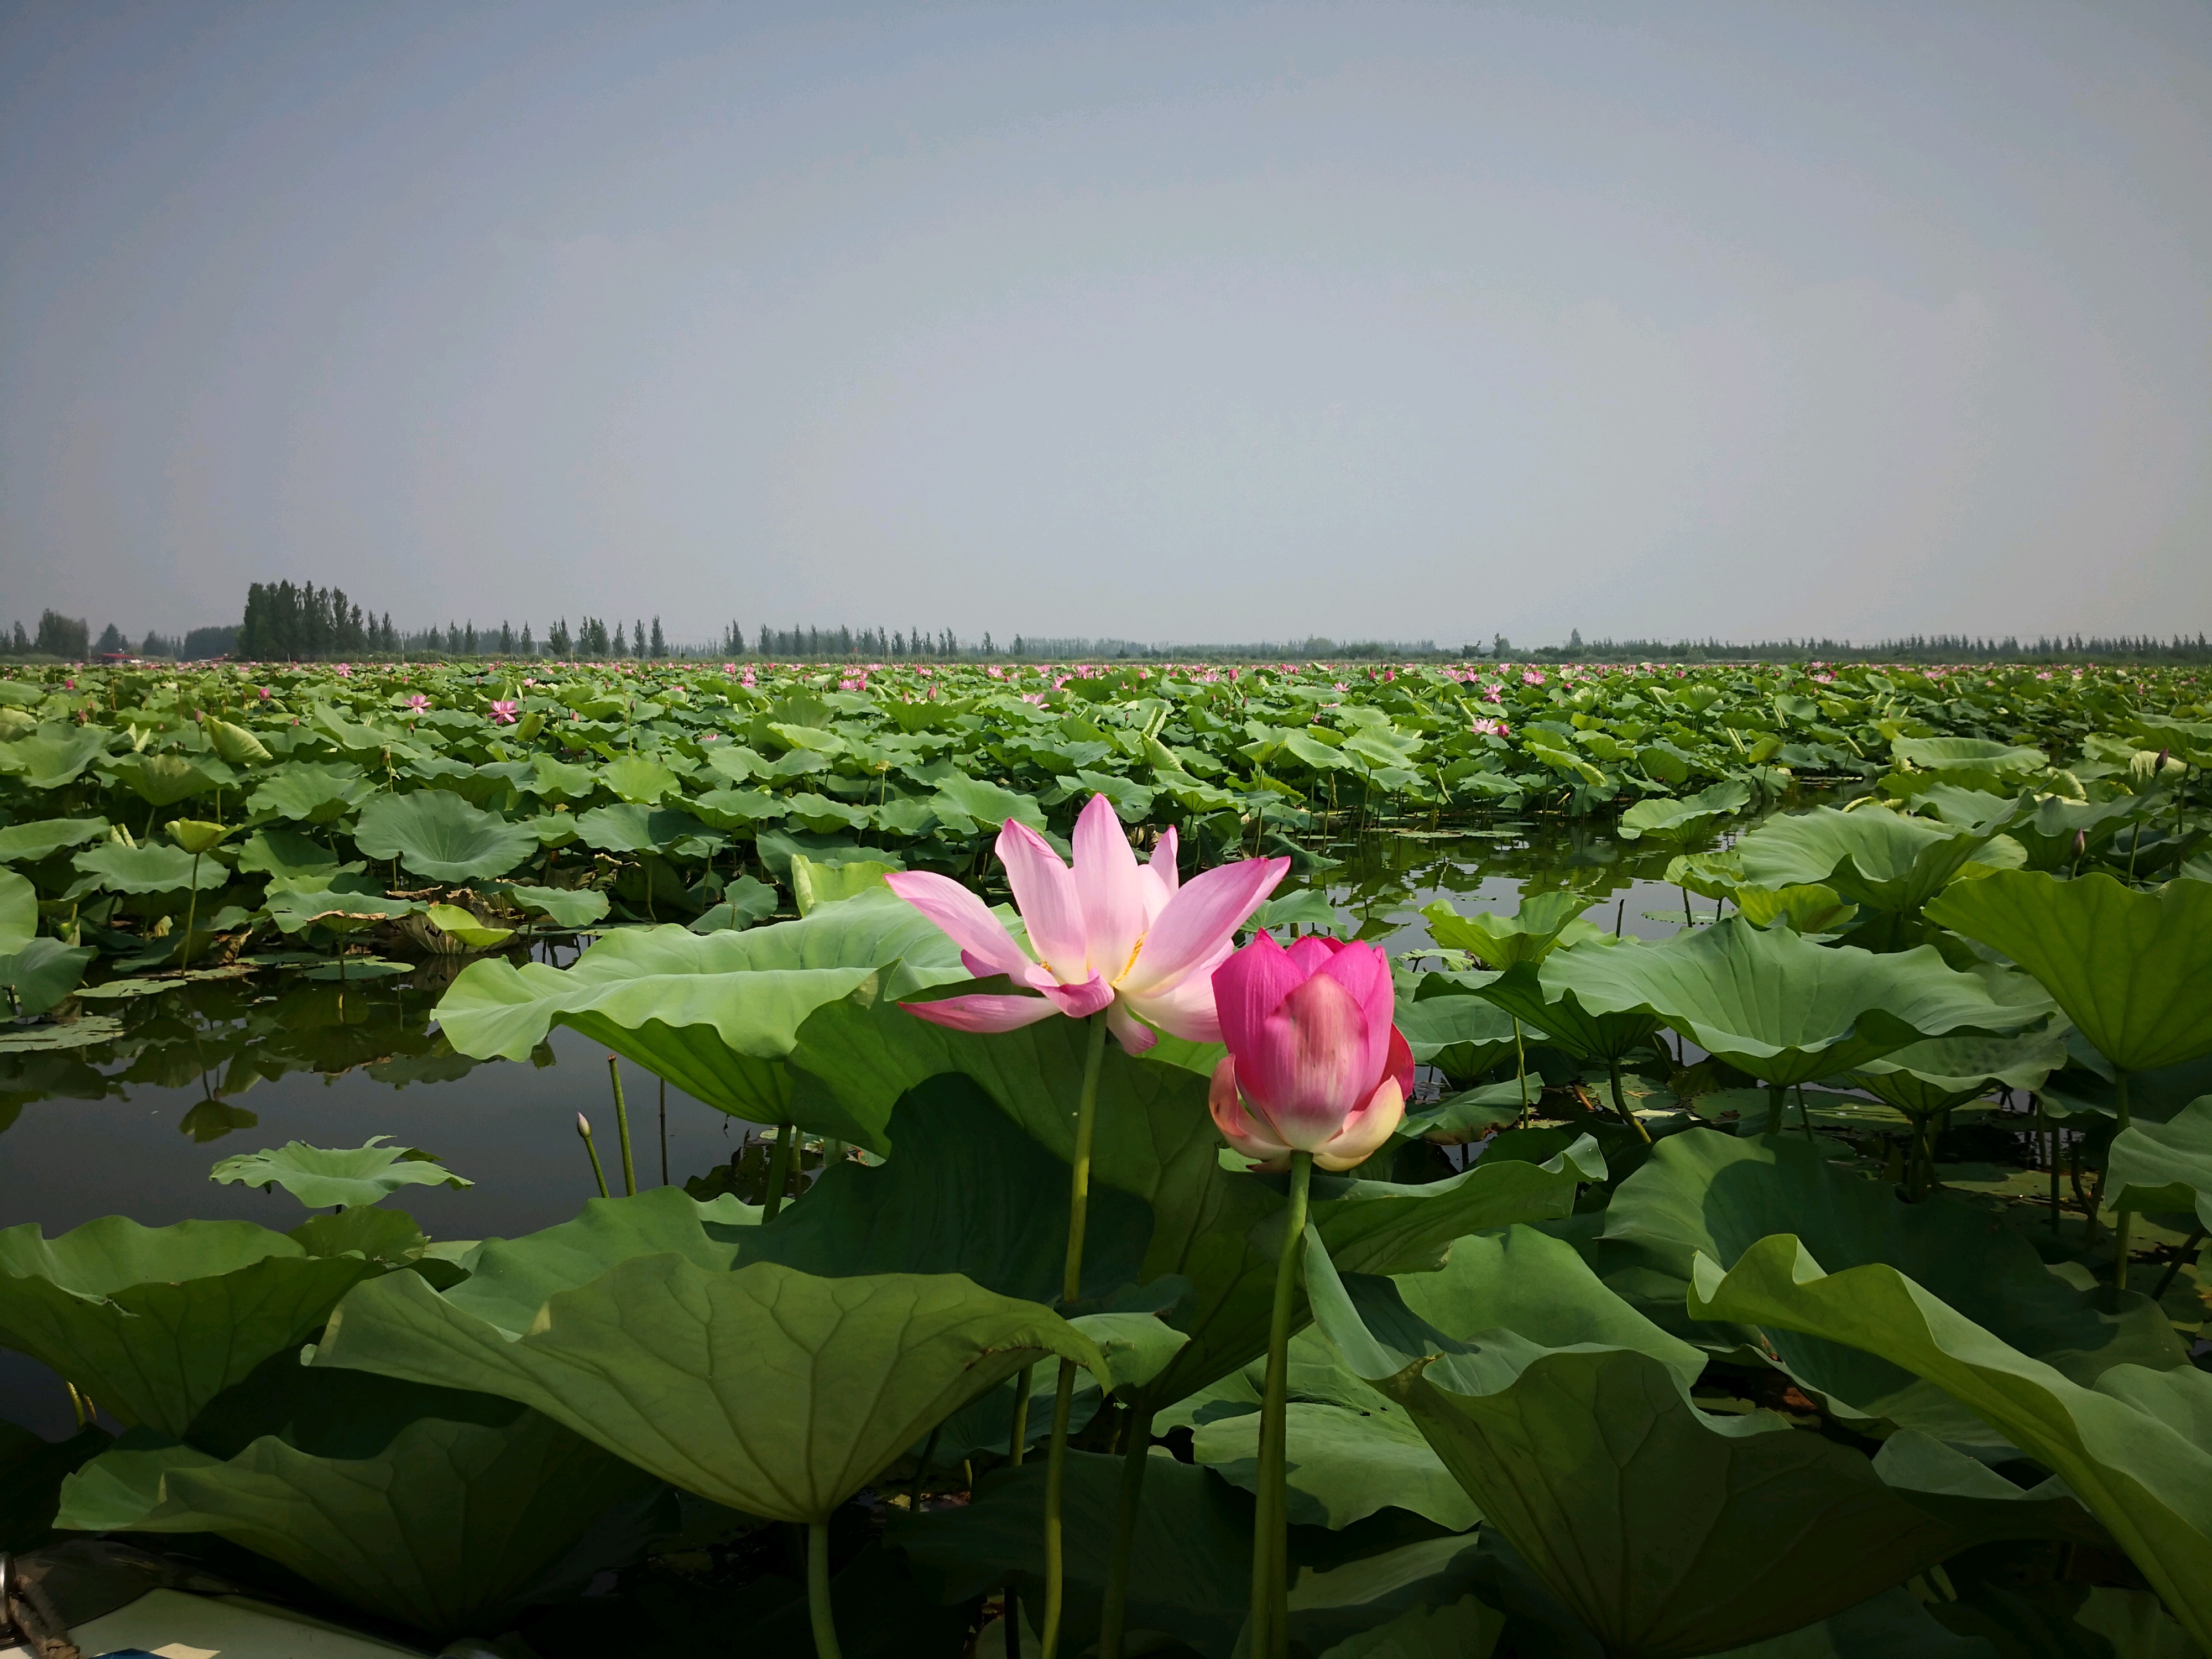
xmin=899 ymin=992 xmax=1063 ymax=1033
xmin=1120 ymin=964 xmax=1225 ymax=1043
xmin=1210 ymin=1056 xmax=1293 ymax=1170
xmin=1040 ymin=974 xmax=1114 ymax=1019
xmin=1073 ymin=794 xmax=1149 ymax=987
xmin=1148 ymin=827 xmax=1181 ymax=901
xmin=995 ymin=818 xmax=1092 ymax=983
xmin=1249 ymin=971 xmax=1380 ymax=1145
xmin=1209 ymin=930 xmax=1302 ymax=1060
xmin=1106 ymin=997 xmax=1158 ymax=1055
xmin=1123 ymin=856 xmax=1288 ymax=994
xmin=885 ymin=871 xmax=1034 ymax=979
xmin=1313 ymin=1075 xmax=1406 ymax=1171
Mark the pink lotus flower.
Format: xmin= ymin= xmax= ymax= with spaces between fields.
xmin=1208 ymin=933 xmax=1411 ymax=1171
xmin=258 ymin=686 xmax=270 ymax=699
xmin=406 ymin=693 xmax=429 ymax=713
xmin=489 ymin=699 xmax=519 ymax=723
xmin=886 ymin=794 xmax=1287 ymax=1052
xmin=724 ymin=662 xmax=737 ymax=674
xmin=1521 ymin=669 xmax=1545 ymax=685
xmin=335 ymin=663 xmax=352 ymax=677
xmin=1469 ymin=717 xmax=1509 ymax=737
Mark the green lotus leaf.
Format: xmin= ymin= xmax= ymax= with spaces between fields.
xmin=0 ymin=937 xmax=97 ymax=1016
xmin=262 ymin=886 xmax=425 ymax=934
xmin=0 ymin=868 xmax=33 ymax=954
xmin=1615 ymin=780 xmax=1752 ymax=843
xmin=103 ymin=751 xmax=225 ymax=807
xmin=423 ymin=901 xmax=514 ymax=950
xmin=790 ymin=852 xmax=895 ymax=914
xmin=353 ymin=790 xmax=538 ymax=882
xmin=2106 ymin=1096 xmax=2212 ymax=1228
xmin=1534 ymin=918 xmax=2051 ymax=1087
xmin=433 ymin=888 xmax=966 ymax=1118
xmin=598 ymin=753 xmax=681 ymax=804
xmin=246 ymin=760 xmax=377 ymax=824
xmin=928 ymin=773 xmax=1048 ymax=836
xmin=571 ymin=801 xmax=718 ymax=854
xmin=1892 ymin=737 xmax=2048 ymax=774
xmin=0 ymin=816 xmax=109 ymax=864
xmin=0 ymin=1215 xmax=386 ymax=1434
xmin=202 ymin=716 xmax=273 ymax=765
xmin=1395 ymin=989 xmax=1530 ymax=1085
xmin=787 ymin=987 xmax=1599 ymax=1411
xmin=1689 ymin=1235 xmax=2212 ymax=1655
xmin=1731 ymin=883 xmax=1859 ymax=936
xmin=234 ymin=825 xmax=358 ymax=879
xmin=314 ymin=1255 xmax=1104 ymax=1524
xmin=0 ymin=1416 xmax=110 ymax=1551
xmin=210 ymin=1135 xmax=472 ymax=1209
xmin=1594 ymin=1130 xmax=2188 ymax=1443
xmin=0 ymin=726 xmax=111 ymax=787
xmin=2002 ymin=795 xmax=2150 ymax=870
xmin=524 ymin=753 xmax=598 ymax=800
xmin=1736 ymin=806 xmax=2010 ymax=918
xmin=56 ymin=1353 xmax=659 ymax=1639
xmin=1305 ymin=1226 xmax=2069 ymax=1659
xmin=1473 ymin=958 xmax=1662 ymax=1074
xmin=487 ymin=881 xmax=610 ymax=928
xmin=70 ymin=839 xmax=228 ymax=895
xmin=1420 ymin=891 xmax=1598 ymax=967
xmin=1846 ymin=1027 xmax=2072 ymax=1118
xmin=1925 ymin=871 xmax=2212 ymax=1075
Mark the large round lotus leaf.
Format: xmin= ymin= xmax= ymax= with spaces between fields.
xmin=1691 ymin=1237 xmax=2212 ymax=1656
xmin=1420 ymin=891 xmax=1598 ymax=967
xmin=247 ymin=762 xmax=377 ymax=825
xmin=0 ymin=1215 xmax=383 ymax=1436
xmin=1594 ymin=1129 xmax=2187 ymax=1443
xmin=102 ymin=752 xmax=226 ymax=807
xmin=1892 ymin=737 xmax=2048 ymax=774
xmin=70 ymin=841 xmax=228 ymax=895
xmin=1926 ymin=871 xmax=2212 ymax=1076
xmin=1615 ymin=780 xmax=1751 ymax=843
xmin=2106 ymin=1096 xmax=2212 ymax=1228
xmin=1736 ymin=806 xmax=2007 ymax=915
xmin=353 ymin=790 xmax=536 ymax=882
xmin=315 ymin=1255 xmax=1105 ymax=1525
xmin=571 ymin=801 xmax=715 ymax=854
xmin=0 ymin=727 xmax=110 ymax=788
xmin=597 ymin=753 xmax=681 ymax=805
xmin=434 ymin=888 xmax=968 ymax=1118
xmin=210 ymin=1136 xmax=472 ymax=1209
xmin=0 ymin=816 xmax=109 ymax=865
xmin=1303 ymin=1227 xmax=2058 ymax=1659
xmin=1847 ymin=1026 xmax=2070 ymax=1118
xmin=1539 ymin=917 xmax=2050 ymax=1086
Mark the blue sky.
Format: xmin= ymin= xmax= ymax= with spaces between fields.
xmin=4 ymin=1 xmax=2208 ymax=646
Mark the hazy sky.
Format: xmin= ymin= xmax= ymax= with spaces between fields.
xmin=4 ymin=2 xmax=2209 ymax=649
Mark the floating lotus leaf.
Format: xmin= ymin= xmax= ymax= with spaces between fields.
xmin=1690 ymin=1236 xmax=2212 ymax=1655
xmin=247 ymin=761 xmax=377 ymax=825
xmin=1533 ymin=918 xmax=2050 ymax=1087
xmin=1420 ymin=891 xmax=1599 ymax=967
xmin=434 ymin=887 xmax=967 ymax=1118
xmin=1926 ymin=871 xmax=2212 ymax=1076
xmin=70 ymin=840 xmax=228 ymax=895
xmin=487 ymin=881 xmax=610 ymax=928
xmin=210 ymin=1135 xmax=473 ymax=1209
xmin=1615 ymin=780 xmax=1752 ymax=843
xmin=1736 ymin=806 xmax=2012 ymax=921
xmin=353 ymin=790 xmax=538 ymax=881
xmin=0 ymin=1215 xmax=386 ymax=1435
xmin=422 ymin=901 xmax=514 ymax=950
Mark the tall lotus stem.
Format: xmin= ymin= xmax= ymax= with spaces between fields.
xmin=763 ymin=1119 xmax=797 ymax=1220
xmin=575 ymin=1113 xmax=609 ymax=1198
xmin=177 ymin=851 xmax=201 ymax=967
xmin=2110 ymin=1070 xmax=2134 ymax=1302
xmin=1099 ymin=1405 xmax=1156 ymax=1659
xmin=807 ymin=1519 xmax=843 ymax=1659
xmin=1039 ymin=1011 xmax=1108 ymax=1659
xmin=606 ymin=1057 xmax=637 ymax=1196
xmin=2152 ymin=1223 xmax=2205 ymax=1302
xmin=1249 ymin=1150 xmax=1314 ymax=1659
xmin=1604 ymin=1056 xmax=1651 ymax=1144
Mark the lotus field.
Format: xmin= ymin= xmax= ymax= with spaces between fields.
xmin=2 ymin=654 xmax=2211 ymax=1658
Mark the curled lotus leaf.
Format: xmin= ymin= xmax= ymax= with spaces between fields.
xmin=353 ymin=790 xmax=538 ymax=882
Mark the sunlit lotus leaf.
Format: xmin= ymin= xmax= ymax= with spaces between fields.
xmin=0 ymin=726 xmax=110 ymax=787
xmin=422 ymin=901 xmax=514 ymax=950
xmin=1730 ymin=883 xmax=1859 ymax=936
xmin=1593 ymin=1130 xmax=2187 ymax=1443
xmin=354 ymin=789 xmax=537 ymax=881
xmin=0 ymin=1215 xmax=385 ymax=1435
xmin=1307 ymin=1226 xmax=2079 ymax=1659
xmin=790 ymin=852 xmax=894 ymax=914
xmin=1892 ymin=737 xmax=2048 ymax=774
xmin=70 ymin=840 xmax=228 ymax=895
xmin=1531 ymin=917 xmax=2051 ymax=1087
xmin=2106 ymin=1095 xmax=2212 ymax=1228
xmin=525 ymin=753 xmax=598 ymax=800
xmin=928 ymin=773 xmax=1048 ymax=835
xmin=248 ymin=761 xmax=377 ymax=825
xmin=234 ymin=826 xmax=359 ymax=879
xmin=315 ymin=1254 xmax=1104 ymax=1525
xmin=488 ymin=881 xmax=609 ymax=929
xmin=0 ymin=938 xmax=96 ymax=1016
xmin=1615 ymin=780 xmax=1751 ymax=843
xmin=210 ymin=1135 xmax=472 ymax=1209
xmin=598 ymin=753 xmax=681 ymax=804
xmin=1736 ymin=805 xmax=2015 ymax=922
xmin=202 ymin=716 xmax=273 ymax=765
xmin=1691 ymin=1237 xmax=2212 ymax=1655
xmin=0 ymin=817 xmax=109 ymax=864
xmin=1926 ymin=870 xmax=2212 ymax=1075
xmin=434 ymin=887 xmax=967 ymax=1118
xmin=572 ymin=801 xmax=717 ymax=854
xmin=1420 ymin=891 xmax=1598 ymax=967
xmin=0 ymin=869 xmax=32 ymax=954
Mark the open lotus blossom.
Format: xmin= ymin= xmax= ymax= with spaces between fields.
xmin=1208 ymin=933 xmax=1412 ymax=1171
xmin=885 ymin=794 xmax=1287 ymax=1052
xmin=405 ymin=693 xmax=429 ymax=713
xmin=489 ymin=699 xmax=519 ymax=723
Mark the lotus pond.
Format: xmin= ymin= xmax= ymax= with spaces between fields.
xmin=2 ymin=656 xmax=2210 ymax=1659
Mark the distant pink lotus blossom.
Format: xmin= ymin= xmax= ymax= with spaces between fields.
xmin=406 ymin=693 xmax=429 ymax=713
xmin=724 ymin=662 xmax=737 ymax=674
xmin=258 ymin=687 xmax=270 ymax=699
xmin=491 ymin=700 xmax=519 ymax=723
xmin=1470 ymin=717 xmax=1510 ymax=737
xmin=335 ymin=664 xmax=352 ymax=677
xmin=886 ymin=794 xmax=1287 ymax=1053
xmin=987 ymin=665 xmax=1005 ymax=679
xmin=1521 ymin=670 xmax=1545 ymax=685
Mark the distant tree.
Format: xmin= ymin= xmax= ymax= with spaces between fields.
xmin=93 ymin=623 xmax=126 ymax=654
xmin=1493 ymin=634 xmax=1510 ymax=656
xmin=650 ymin=616 xmax=667 ymax=658
xmin=35 ymin=611 xmax=89 ymax=659
xmin=498 ymin=621 xmax=515 ymax=655
xmin=549 ymin=618 xmax=571 ymax=656
xmin=521 ymin=622 xmax=535 ymax=655
xmin=981 ymin=631 xmax=995 ymax=656
xmin=465 ymin=621 xmax=480 ymax=656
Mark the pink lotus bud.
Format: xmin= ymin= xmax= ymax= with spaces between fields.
xmin=1207 ymin=933 xmax=1411 ymax=1172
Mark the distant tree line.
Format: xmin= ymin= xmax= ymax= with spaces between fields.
xmin=1524 ymin=632 xmax=2212 ymax=665
xmin=238 ymin=581 xmax=399 ymax=659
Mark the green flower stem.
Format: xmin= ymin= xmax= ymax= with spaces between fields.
xmin=1008 ymin=1364 xmax=1035 ymax=1465
xmin=807 ymin=1519 xmax=843 ymax=1659
xmin=1039 ymin=1010 xmax=1109 ymax=1659
xmin=1605 ymin=1056 xmax=1651 ymax=1144
xmin=575 ymin=1114 xmax=609 ymax=1198
xmin=176 ymin=850 xmax=201 ymax=967
xmin=763 ymin=1119 xmax=797 ymax=1221
xmin=2110 ymin=1070 xmax=2133 ymax=1300
xmin=1765 ymin=1080 xmax=1786 ymax=1136
xmin=1249 ymin=1149 xmax=1314 ymax=1659
xmin=606 ymin=1056 xmax=637 ymax=1197
xmin=1098 ymin=1405 xmax=1155 ymax=1659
